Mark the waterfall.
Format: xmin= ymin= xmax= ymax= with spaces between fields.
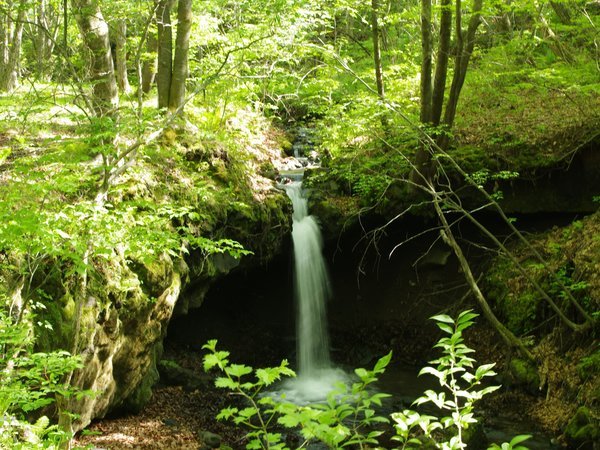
xmin=274 ymin=179 xmax=346 ymax=404
xmin=285 ymin=181 xmax=332 ymax=376
xmin=271 ymin=127 xmax=346 ymax=404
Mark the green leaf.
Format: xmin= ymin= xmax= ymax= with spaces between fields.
xmin=216 ymin=407 xmax=238 ymax=421
xmin=430 ymin=314 xmax=454 ymax=324
xmin=373 ymin=351 xmax=392 ymax=373
xmin=238 ymin=407 xmax=258 ymax=420
xmin=419 ymin=366 xmax=444 ymax=379
xmin=256 ymin=367 xmax=280 ymax=385
xmin=510 ymin=434 xmax=532 ymax=446
xmin=475 ymin=363 xmax=497 ymax=379
xmin=226 ymin=363 xmax=253 ymax=378
xmin=278 ymin=414 xmax=300 ymax=428
xmin=246 ymin=438 xmax=262 ymax=449
xmin=354 ymin=367 xmax=368 ymax=378
xmin=215 ymin=377 xmax=239 ymax=390
xmin=437 ymin=322 xmax=454 ymax=334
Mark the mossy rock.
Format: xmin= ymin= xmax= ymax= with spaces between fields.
xmin=463 ymin=419 xmax=488 ymax=450
xmin=280 ymin=138 xmax=294 ymax=157
xmin=158 ymin=359 xmax=209 ymax=391
xmin=577 ymin=349 xmax=600 ymax=380
xmin=508 ymin=358 xmax=540 ymax=392
xmin=564 ymin=407 xmax=599 ymax=449
xmin=36 ymin=292 xmax=76 ymax=351
xmin=120 ymin=345 xmax=161 ymax=413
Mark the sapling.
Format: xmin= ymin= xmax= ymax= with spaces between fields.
xmin=391 ymin=310 xmax=530 ymax=450
xmin=203 ymin=311 xmax=531 ymax=450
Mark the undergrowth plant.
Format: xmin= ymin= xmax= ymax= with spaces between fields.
xmin=273 ymin=354 xmax=392 ymax=449
xmin=202 ymin=339 xmax=296 ymax=449
xmin=203 ymin=311 xmax=531 ymax=449
xmin=203 ymin=340 xmax=392 ymax=449
xmin=391 ymin=310 xmax=530 ymax=449
xmin=0 ymin=304 xmax=85 ymax=449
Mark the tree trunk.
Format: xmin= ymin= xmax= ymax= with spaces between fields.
xmin=431 ymin=0 xmax=452 ymax=126
xmin=36 ymin=0 xmax=49 ymax=78
xmin=550 ymin=1 xmax=572 ymax=24
xmin=409 ymin=0 xmax=434 ymax=187
xmin=441 ymin=0 xmax=483 ymax=136
xmin=411 ymin=0 xmax=483 ymax=187
xmin=371 ymin=0 xmax=384 ymax=99
xmin=141 ymin=27 xmax=158 ymax=94
xmin=115 ymin=19 xmax=131 ymax=94
xmin=34 ymin=0 xmax=59 ymax=80
xmin=71 ymin=0 xmax=119 ymax=116
xmin=156 ymin=0 xmax=174 ymax=109
xmin=419 ymin=0 xmax=433 ymax=124
xmin=432 ymin=198 xmax=534 ymax=361
xmin=0 ymin=0 xmax=26 ymax=92
xmin=168 ymin=0 xmax=192 ymax=112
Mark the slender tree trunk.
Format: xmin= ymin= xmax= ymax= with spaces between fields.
xmin=440 ymin=0 xmax=483 ymax=144
xmin=0 ymin=0 xmax=15 ymax=70
xmin=0 ymin=0 xmax=26 ymax=92
xmin=371 ymin=0 xmax=384 ymax=99
xmin=431 ymin=0 xmax=452 ymax=126
xmin=71 ymin=0 xmax=119 ymax=116
xmin=433 ymin=198 xmax=534 ymax=361
xmin=36 ymin=0 xmax=49 ymax=78
xmin=156 ymin=0 xmax=174 ymax=109
xmin=0 ymin=6 xmax=8 ymax=70
xmin=34 ymin=0 xmax=59 ymax=79
xmin=115 ymin=19 xmax=131 ymax=94
xmin=141 ymin=27 xmax=158 ymax=94
xmin=550 ymin=1 xmax=572 ymax=24
xmin=411 ymin=0 xmax=483 ymax=187
xmin=410 ymin=0 xmax=434 ymax=187
xmin=419 ymin=0 xmax=433 ymax=124
xmin=63 ymin=0 xmax=68 ymax=48
xmin=168 ymin=0 xmax=191 ymax=112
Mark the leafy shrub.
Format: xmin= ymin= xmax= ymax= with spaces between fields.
xmin=203 ymin=311 xmax=530 ymax=449
xmin=0 ymin=305 xmax=84 ymax=448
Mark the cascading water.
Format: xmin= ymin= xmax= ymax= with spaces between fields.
xmin=285 ymin=181 xmax=332 ymax=376
xmin=277 ymin=177 xmax=347 ymax=403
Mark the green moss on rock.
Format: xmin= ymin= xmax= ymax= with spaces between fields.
xmin=36 ymin=292 xmax=75 ymax=351
xmin=564 ymin=407 xmax=599 ymax=448
xmin=508 ymin=358 xmax=540 ymax=392
xmin=121 ymin=348 xmax=161 ymax=413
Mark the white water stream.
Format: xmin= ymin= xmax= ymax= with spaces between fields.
xmin=280 ymin=180 xmax=347 ymax=403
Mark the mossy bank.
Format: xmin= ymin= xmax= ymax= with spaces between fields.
xmin=0 ymin=107 xmax=293 ymax=431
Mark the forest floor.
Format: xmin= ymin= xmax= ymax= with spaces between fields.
xmin=74 ymin=351 xmax=247 ymax=449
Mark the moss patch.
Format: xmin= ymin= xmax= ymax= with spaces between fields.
xmin=564 ymin=407 xmax=599 ymax=448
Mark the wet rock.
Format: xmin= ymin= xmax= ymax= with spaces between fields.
xmin=162 ymin=417 xmax=179 ymax=427
xmin=276 ymin=157 xmax=304 ymax=172
xmin=158 ymin=359 xmax=209 ymax=391
xmin=415 ymin=244 xmax=452 ymax=269
xmin=507 ymin=358 xmax=540 ymax=393
xmin=463 ymin=420 xmax=488 ymax=450
xmin=200 ymin=430 xmax=222 ymax=448
xmin=211 ymin=252 xmax=241 ymax=274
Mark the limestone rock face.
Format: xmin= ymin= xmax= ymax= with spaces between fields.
xmin=21 ymin=191 xmax=291 ymax=432
xmin=57 ymin=254 xmax=185 ymax=431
